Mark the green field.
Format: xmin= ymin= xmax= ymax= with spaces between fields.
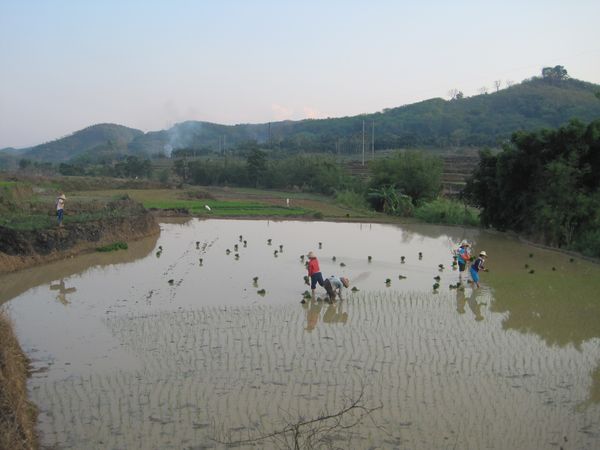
xmin=142 ymin=198 xmax=310 ymax=217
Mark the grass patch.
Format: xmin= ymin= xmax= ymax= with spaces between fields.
xmin=96 ymin=242 xmax=128 ymax=252
xmin=414 ymin=198 xmax=480 ymax=226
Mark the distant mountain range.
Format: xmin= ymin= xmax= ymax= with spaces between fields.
xmin=2 ymin=75 xmax=599 ymax=166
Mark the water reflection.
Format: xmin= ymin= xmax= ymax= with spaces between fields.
xmin=323 ymin=302 xmax=348 ymax=325
xmin=303 ymin=299 xmax=322 ymax=332
xmin=49 ymin=279 xmax=76 ymax=306
xmin=467 ymin=288 xmax=485 ymax=321
xmin=0 ymin=232 xmax=158 ymax=305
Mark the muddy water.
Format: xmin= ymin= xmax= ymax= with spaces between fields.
xmin=2 ymin=219 xmax=600 ymax=449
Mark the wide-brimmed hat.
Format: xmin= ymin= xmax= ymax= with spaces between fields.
xmin=460 ymin=240 xmax=470 ymax=247
xmin=479 ymin=250 xmax=487 ymax=257
xmin=58 ymin=194 xmax=66 ymax=199
xmin=307 ymin=251 xmax=316 ymax=258
xmin=340 ymin=277 xmax=350 ymax=288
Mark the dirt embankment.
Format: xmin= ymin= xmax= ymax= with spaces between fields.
xmin=0 ymin=210 xmax=159 ymax=274
xmin=0 ymin=311 xmax=37 ymax=450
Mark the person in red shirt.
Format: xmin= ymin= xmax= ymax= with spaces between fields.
xmin=307 ymin=251 xmax=324 ymax=299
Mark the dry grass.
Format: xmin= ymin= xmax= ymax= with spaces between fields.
xmin=0 ymin=310 xmax=37 ymax=450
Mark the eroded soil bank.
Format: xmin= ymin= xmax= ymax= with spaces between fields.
xmin=0 ymin=208 xmax=159 ymax=274
xmin=0 ymin=311 xmax=37 ymax=450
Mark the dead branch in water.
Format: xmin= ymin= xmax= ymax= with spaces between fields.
xmin=212 ymin=387 xmax=383 ymax=449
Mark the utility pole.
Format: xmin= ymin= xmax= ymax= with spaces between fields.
xmin=362 ymin=120 xmax=365 ymax=166
xmin=371 ymin=120 xmax=375 ymax=160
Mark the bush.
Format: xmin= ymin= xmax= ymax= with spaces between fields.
xmin=335 ymin=190 xmax=368 ymax=210
xmin=414 ymin=198 xmax=480 ymax=226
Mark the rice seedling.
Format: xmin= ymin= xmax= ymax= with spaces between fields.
xmin=433 ymin=282 xmax=440 ymax=291
xmin=398 ymin=275 xmax=407 ymax=280
xmin=529 ymin=269 xmax=535 ymax=274
xmin=234 ymin=244 xmax=238 ymax=251
xmin=303 ymin=275 xmax=310 ymax=285
xmin=267 ymin=238 xmax=272 ymax=245
xmin=168 ymin=279 xmax=174 ymax=285
xmin=433 ymin=275 xmax=441 ymax=282
xmin=418 ymin=252 xmax=423 ymax=259
xmin=340 ymin=262 xmax=346 ymax=267
xmin=239 ymin=235 xmax=243 ymax=242
xmin=385 ymin=278 xmax=391 ymax=286
xmin=279 ymin=244 xmax=283 ymax=252
xmin=226 ymin=249 xmax=231 ymax=255
xmin=368 ymin=256 xmax=372 ymax=262
xmin=351 ymin=286 xmax=359 ymax=292
xmin=400 ymin=256 xmax=406 ymax=263
xmin=257 ymin=289 xmax=266 ymax=296
xmin=199 ymin=258 xmax=203 ymax=266
xmin=332 ymin=256 xmax=336 ymax=261
xmin=318 ymin=242 xmax=322 ymax=249
xmin=235 ymin=253 xmax=240 ymax=260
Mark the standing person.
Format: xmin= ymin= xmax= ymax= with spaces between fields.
xmin=455 ymin=241 xmax=471 ymax=284
xmin=469 ymin=250 xmax=487 ymax=289
xmin=56 ymin=192 xmax=66 ymax=227
xmin=323 ymin=275 xmax=350 ymax=302
xmin=307 ymin=251 xmax=324 ymax=300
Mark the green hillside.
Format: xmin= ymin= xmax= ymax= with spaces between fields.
xmin=130 ymin=76 xmax=600 ymax=155
xmin=22 ymin=123 xmax=144 ymax=162
xmin=4 ymin=72 xmax=600 ymax=164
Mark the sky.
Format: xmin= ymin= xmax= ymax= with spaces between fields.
xmin=1 ymin=0 xmax=599 ymax=148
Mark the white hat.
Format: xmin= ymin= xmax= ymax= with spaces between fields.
xmin=479 ymin=250 xmax=487 ymax=257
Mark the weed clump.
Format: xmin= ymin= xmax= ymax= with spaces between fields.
xmin=96 ymin=241 xmax=128 ymax=252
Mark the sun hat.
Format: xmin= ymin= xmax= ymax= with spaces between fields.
xmin=58 ymin=193 xmax=66 ymax=199
xmin=307 ymin=251 xmax=316 ymax=258
xmin=341 ymin=277 xmax=350 ymax=288
xmin=460 ymin=240 xmax=470 ymax=247
xmin=479 ymin=250 xmax=487 ymax=257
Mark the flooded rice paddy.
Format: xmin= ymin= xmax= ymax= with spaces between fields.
xmin=2 ymin=219 xmax=600 ymax=449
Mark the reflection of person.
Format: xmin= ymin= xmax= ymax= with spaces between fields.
xmin=323 ymin=302 xmax=349 ymax=324
xmin=307 ymin=251 xmax=324 ymax=299
xmin=49 ymin=279 xmax=77 ymax=305
xmin=470 ymin=251 xmax=487 ymax=288
xmin=455 ymin=241 xmax=471 ymax=284
xmin=467 ymin=288 xmax=484 ymax=321
xmin=56 ymin=193 xmax=66 ymax=227
xmin=304 ymin=298 xmax=323 ymax=332
xmin=456 ymin=288 xmax=466 ymax=314
xmin=323 ymin=275 xmax=350 ymax=302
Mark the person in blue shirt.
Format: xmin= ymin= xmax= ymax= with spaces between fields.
xmin=455 ymin=241 xmax=471 ymax=284
xmin=470 ymin=251 xmax=487 ymax=288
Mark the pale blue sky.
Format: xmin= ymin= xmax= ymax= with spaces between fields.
xmin=1 ymin=0 xmax=599 ymax=148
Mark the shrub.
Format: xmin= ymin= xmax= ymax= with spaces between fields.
xmin=335 ymin=190 xmax=368 ymax=210
xmin=414 ymin=198 xmax=480 ymax=226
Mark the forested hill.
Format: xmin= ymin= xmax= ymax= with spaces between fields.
xmin=5 ymin=75 xmax=600 ymax=163
xmin=130 ymin=76 xmax=600 ymax=155
xmin=16 ymin=123 xmax=144 ymax=163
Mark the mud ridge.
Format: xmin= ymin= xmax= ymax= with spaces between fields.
xmin=0 ymin=211 xmax=159 ymax=274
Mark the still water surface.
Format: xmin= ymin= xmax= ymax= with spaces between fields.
xmin=2 ymin=219 xmax=599 ymax=449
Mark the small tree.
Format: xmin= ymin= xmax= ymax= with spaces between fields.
xmin=246 ymin=148 xmax=267 ymax=188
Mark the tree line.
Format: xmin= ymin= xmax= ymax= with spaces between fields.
xmin=465 ymin=119 xmax=600 ymax=257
